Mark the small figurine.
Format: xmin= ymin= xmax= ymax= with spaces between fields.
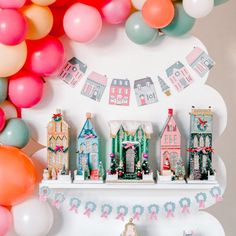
xmin=43 ymin=168 xmax=50 ymax=181
xmin=121 ymin=218 xmax=138 ymax=236
xmin=157 ymin=76 xmax=171 ymax=96
xmin=51 ymin=168 xmax=57 ymax=180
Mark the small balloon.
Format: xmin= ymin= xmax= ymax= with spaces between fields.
xmin=0 ymin=206 xmax=12 ymax=236
xmin=125 ymin=12 xmax=158 ymax=44
xmin=9 ymin=70 xmax=44 ymax=108
xmin=63 ymin=3 xmax=102 ymax=43
xmin=0 ymin=108 xmax=6 ymax=132
xmin=101 ymin=0 xmax=132 ymax=24
xmin=0 ymin=146 xmax=37 ymax=206
xmin=31 ymin=0 xmax=56 ymax=6
xmin=0 ymin=9 xmax=28 ymax=46
xmin=131 ymin=0 xmax=146 ymax=10
xmin=21 ymin=4 xmax=53 ymax=40
xmin=214 ymin=0 xmax=229 ymax=6
xmin=0 ymin=77 xmax=8 ymax=103
xmin=25 ymin=36 xmax=64 ymax=76
xmin=0 ymin=41 xmax=27 ymax=77
xmin=0 ymin=101 xmax=18 ymax=120
xmin=0 ymin=0 xmax=26 ymax=9
xmin=0 ymin=118 xmax=30 ymax=148
xmin=183 ymin=0 xmax=214 ymax=18
xmin=162 ymin=2 xmax=196 ymax=36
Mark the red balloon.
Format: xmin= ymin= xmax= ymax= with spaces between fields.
xmin=78 ymin=0 xmax=110 ymax=10
xmin=25 ymin=36 xmax=64 ymax=76
xmin=50 ymin=7 xmax=66 ymax=37
xmin=0 ymin=108 xmax=6 ymax=132
xmin=0 ymin=146 xmax=37 ymax=206
xmin=51 ymin=0 xmax=75 ymax=7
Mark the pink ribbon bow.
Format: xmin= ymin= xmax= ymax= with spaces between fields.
xmin=52 ymin=200 xmax=61 ymax=209
xmin=166 ymin=210 xmax=174 ymax=218
xmin=84 ymin=134 xmax=95 ymax=139
xmin=199 ymin=200 xmax=205 ymax=209
xmin=215 ymin=195 xmax=223 ymax=203
xmin=181 ymin=205 xmax=190 ymax=214
xmin=84 ymin=208 xmax=92 ymax=218
xmin=149 ymin=212 xmax=158 ymax=221
xmin=101 ymin=211 xmax=109 ymax=219
xmin=54 ymin=145 xmax=64 ymax=152
xmin=124 ymin=143 xmax=135 ymax=150
xmin=133 ymin=212 xmax=141 ymax=221
xmin=69 ymin=205 xmax=78 ymax=214
xmin=116 ymin=213 xmax=125 ymax=221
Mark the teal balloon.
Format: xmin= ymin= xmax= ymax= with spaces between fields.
xmin=0 ymin=77 xmax=8 ymax=103
xmin=125 ymin=12 xmax=158 ymax=45
xmin=214 ymin=0 xmax=229 ymax=6
xmin=0 ymin=118 xmax=30 ymax=148
xmin=162 ymin=3 xmax=196 ymax=36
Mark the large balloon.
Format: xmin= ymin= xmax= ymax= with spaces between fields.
xmin=131 ymin=0 xmax=146 ymax=10
xmin=51 ymin=0 xmax=75 ymax=7
xmin=101 ymin=0 xmax=132 ymax=24
xmin=0 ymin=108 xmax=6 ymax=132
xmin=0 ymin=118 xmax=30 ymax=148
xmin=125 ymin=12 xmax=158 ymax=44
xmin=0 ymin=206 xmax=12 ymax=236
xmin=50 ymin=7 xmax=66 ymax=37
xmin=21 ymin=4 xmax=53 ymax=40
xmin=31 ymin=0 xmax=56 ymax=6
xmin=183 ymin=0 xmax=214 ymax=18
xmin=162 ymin=2 xmax=196 ymax=36
xmin=142 ymin=0 xmax=175 ymax=28
xmin=0 ymin=0 xmax=26 ymax=9
xmin=63 ymin=3 xmax=103 ymax=43
xmin=12 ymin=197 xmax=54 ymax=236
xmin=0 ymin=146 xmax=37 ymax=206
xmin=0 ymin=41 xmax=27 ymax=77
xmin=0 ymin=77 xmax=8 ymax=103
xmin=214 ymin=0 xmax=229 ymax=6
xmin=0 ymin=9 xmax=27 ymax=46
xmin=0 ymin=101 xmax=18 ymax=120
xmin=25 ymin=36 xmax=64 ymax=76
xmin=9 ymin=70 xmax=44 ymax=108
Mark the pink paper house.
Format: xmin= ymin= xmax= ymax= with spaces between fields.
xmin=160 ymin=109 xmax=181 ymax=175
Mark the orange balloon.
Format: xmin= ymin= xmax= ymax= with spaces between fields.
xmin=142 ymin=0 xmax=175 ymax=28
xmin=0 ymin=146 xmax=37 ymax=206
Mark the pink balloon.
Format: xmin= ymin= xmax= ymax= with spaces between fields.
xmin=0 ymin=206 xmax=12 ymax=236
xmin=9 ymin=70 xmax=44 ymax=108
xmin=101 ymin=0 xmax=131 ymax=24
xmin=0 ymin=0 xmax=26 ymax=9
xmin=0 ymin=9 xmax=27 ymax=46
xmin=63 ymin=3 xmax=103 ymax=43
xmin=25 ymin=36 xmax=64 ymax=76
xmin=0 ymin=108 xmax=6 ymax=132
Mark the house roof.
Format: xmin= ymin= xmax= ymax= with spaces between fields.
xmin=191 ymin=108 xmax=213 ymax=116
xmin=78 ymin=117 xmax=98 ymax=139
xmin=166 ymin=61 xmax=184 ymax=77
xmin=111 ymin=79 xmax=130 ymax=87
xmin=108 ymin=120 xmax=153 ymax=138
xmin=88 ymin=72 xmax=107 ymax=86
xmin=134 ymin=77 xmax=153 ymax=89
xmin=68 ymin=57 xmax=87 ymax=73
xmin=186 ymin=47 xmax=204 ymax=65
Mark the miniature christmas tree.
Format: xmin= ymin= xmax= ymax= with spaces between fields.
xmin=118 ymin=160 xmax=124 ymax=177
xmin=60 ymin=165 xmax=67 ymax=175
xmin=109 ymin=153 xmax=117 ymax=175
xmin=98 ymin=161 xmax=105 ymax=179
xmin=136 ymin=161 xmax=142 ymax=179
xmin=175 ymin=159 xmax=186 ymax=180
xmin=207 ymin=157 xmax=214 ymax=175
xmin=142 ymin=153 xmax=150 ymax=175
xmin=158 ymin=76 xmax=171 ymax=96
xmin=84 ymin=164 xmax=90 ymax=179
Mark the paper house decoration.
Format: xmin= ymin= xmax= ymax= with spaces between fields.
xmin=157 ymin=76 xmax=171 ymax=96
xmin=109 ymin=79 xmax=130 ymax=106
xmin=188 ymin=107 xmax=214 ymax=180
xmin=81 ymin=72 xmax=107 ymax=102
xmin=77 ymin=113 xmax=100 ymax=180
xmin=160 ymin=109 xmax=181 ymax=175
xmin=166 ymin=61 xmax=193 ymax=92
xmin=47 ymin=109 xmax=69 ymax=177
xmin=134 ymin=77 xmax=158 ymax=106
xmin=186 ymin=47 xmax=215 ymax=78
xmin=108 ymin=120 xmax=153 ymax=180
xmin=59 ymin=57 xmax=87 ymax=87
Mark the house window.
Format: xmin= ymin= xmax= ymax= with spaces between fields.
xmin=174 ymin=135 xmax=177 ymax=144
xmin=119 ymin=80 xmax=123 ymax=85
xmin=125 ymin=89 xmax=129 ymax=95
xmin=113 ymin=80 xmax=117 ymax=85
xmin=169 ymin=135 xmax=172 ymax=144
xmin=169 ymin=125 xmax=173 ymax=131
xmin=126 ymin=149 xmax=135 ymax=173
xmin=193 ymin=136 xmax=198 ymax=147
xmin=175 ymin=71 xmax=180 ymax=77
xmin=199 ymin=136 xmax=204 ymax=147
xmin=165 ymin=135 xmax=168 ymax=144
xmin=118 ymin=88 xmax=122 ymax=94
xmin=86 ymin=141 xmax=91 ymax=152
xmin=194 ymin=154 xmax=199 ymax=170
xmin=146 ymin=81 xmax=150 ymax=87
xmin=205 ymin=136 xmax=210 ymax=146
xmin=112 ymin=87 xmax=115 ymax=93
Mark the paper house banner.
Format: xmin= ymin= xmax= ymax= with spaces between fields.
xmin=81 ymin=72 xmax=107 ymax=102
xmin=134 ymin=77 xmax=158 ymax=106
xmin=157 ymin=76 xmax=171 ymax=96
xmin=166 ymin=61 xmax=194 ymax=92
xmin=109 ymin=79 xmax=131 ymax=106
xmin=58 ymin=57 xmax=88 ymax=87
xmin=186 ymin=47 xmax=215 ymax=78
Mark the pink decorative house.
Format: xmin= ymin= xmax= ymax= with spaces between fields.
xmin=160 ymin=109 xmax=181 ymax=175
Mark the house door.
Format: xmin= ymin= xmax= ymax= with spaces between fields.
xmin=125 ymin=149 xmax=135 ymax=173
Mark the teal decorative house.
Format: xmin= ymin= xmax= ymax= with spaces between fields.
xmin=107 ymin=121 xmax=154 ymax=182
xmin=75 ymin=113 xmax=103 ymax=182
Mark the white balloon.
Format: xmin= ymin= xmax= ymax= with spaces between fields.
xmin=183 ymin=0 xmax=214 ymax=18
xmin=131 ymin=0 xmax=146 ymax=10
xmin=12 ymin=197 xmax=54 ymax=236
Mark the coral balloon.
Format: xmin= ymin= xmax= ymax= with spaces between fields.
xmin=21 ymin=4 xmax=53 ymax=40
xmin=25 ymin=36 xmax=64 ymax=76
xmin=31 ymin=0 xmax=56 ymax=6
xmin=63 ymin=3 xmax=102 ymax=43
xmin=131 ymin=0 xmax=146 ymax=10
xmin=0 ymin=206 xmax=12 ymax=236
xmin=183 ymin=0 xmax=214 ymax=18
xmin=142 ymin=0 xmax=175 ymax=28
xmin=0 ymin=77 xmax=8 ymax=103
xmin=0 ymin=41 xmax=27 ymax=77
xmin=50 ymin=7 xmax=66 ymax=37
xmin=0 ymin=108 xmax=6 ymax=132
xmin=101 ymin=0 xmax=132 ymax=24
xmin=0 ymin=9 xmax=27 ymax=46
xmin=0 ymin=101 xmax=18 ymax=120
xmin=0 ymin=118 xmax=30 ymax=148
xmin=0 ymin=0 xmax=26 ymax=9
xmin=0 ymin=146 xmax=37 ymax=206
xmin=9 ymin=70 xmax=44 ymax=108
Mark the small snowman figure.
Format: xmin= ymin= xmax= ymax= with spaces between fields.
xmin=43 ymin=168 xmax=50 ymax=180
xmin=51 ymin=168 xmax=57 ymax=180
xmin=122 ymin=218 xmax=138 ymax=236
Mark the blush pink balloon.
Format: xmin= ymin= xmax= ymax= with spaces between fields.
xmin=63 ymin=3 xmax=103 ymax=43
xmin=0 ymin=0 xmax=26 ymax=9
xmin=9 ymin=70 xmax=44 ymax=108
xmin=0 ymin=206 xmax=12 ymax=236
xmin=0 ymin=9 xmax=27 ymax=46
xmin=101 ymin=0 xmax=131 ymax=24
xmin=0 ymin=108 xmax=6 ymax=132
xmin=25 ymin=36 xmax=64 ymax=76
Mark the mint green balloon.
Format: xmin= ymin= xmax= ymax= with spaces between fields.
xmin=125 ymin=12 xmax=158 ymax=45
xmin=162 ymin=3 xmax=196 ymax=36
xmin=214 ymin=0 xmax=229 ymax=6
xmin=0 ymin=118 xmax=30 ymax=148
xmin=0 ymin=77 xmax=8 ymax=103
